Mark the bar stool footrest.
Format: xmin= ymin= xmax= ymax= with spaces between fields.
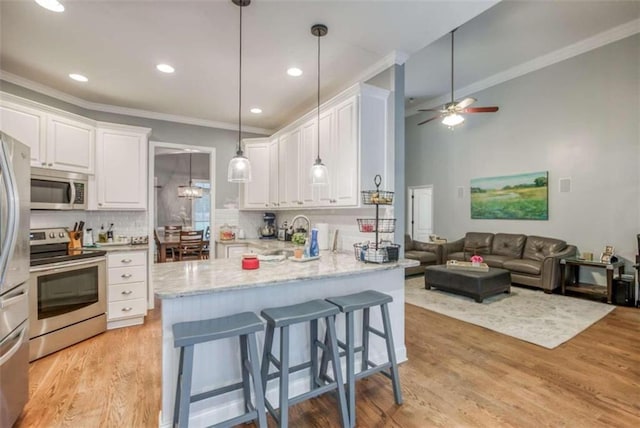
xmin=213 ymin=410 xmax=260 ymax=428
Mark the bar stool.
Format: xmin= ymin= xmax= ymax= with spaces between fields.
xmin=260 ymin=299 xmax=350 ymax=427
xmin=172 ymin=312 xmax=267 ymax=428
xmin=321 ymin=290 xmax=402 ymax=427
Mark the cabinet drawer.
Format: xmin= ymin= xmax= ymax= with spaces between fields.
xmin=107 ymin=251 xmax=146 ymax=267
xmin=108 ymin=265 xmax=146 ymax=284
xmin=108 ymin=297 xmax=147 ymax=321
xmin=109 ymin=281 xmax=146 ymax=303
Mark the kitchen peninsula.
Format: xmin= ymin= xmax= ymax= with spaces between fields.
xmin=153 ymin=252 xmax=417 ymax=427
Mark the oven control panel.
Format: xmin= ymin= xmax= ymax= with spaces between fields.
xmin=30 ymin=228 xmax=70 ymax=245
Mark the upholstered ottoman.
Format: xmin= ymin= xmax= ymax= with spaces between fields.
xmin=424 ymin=265 xmax=511 ymax=303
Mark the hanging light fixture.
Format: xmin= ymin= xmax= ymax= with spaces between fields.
xmin=178 ymin=153 xmax=203 ymax=199
xmin=227 ymin=0 xmax=252 ymax=183
xmin=309 ymin=24 xmax=329 ymax=186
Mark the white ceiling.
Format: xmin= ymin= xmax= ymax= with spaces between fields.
xmin=1 ymin=1 xmax=638 ymax=133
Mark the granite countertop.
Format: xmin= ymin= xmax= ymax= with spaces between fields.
xmin=85 ymin=244 xmax=149 ymax=252
xmin=153 ymin=251 xmax=418 ymax=299
xmin=216 ymin=239 xmax=299 ymax=253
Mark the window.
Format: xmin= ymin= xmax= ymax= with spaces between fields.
xmin=191 ymin=180 xmax=211 ymax=237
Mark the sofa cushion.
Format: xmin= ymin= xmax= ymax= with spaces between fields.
xmin=447 ymin=252 xmax=466 ymax=262
xmin=523 ymin=236 xmax=567 ymax=261
xmin=491 ymin=233 xmax=526 ymax=258
xmin=503 ymin=258 xmax=542 ymax=275
xmin=482 ymin=254 xmax=514 ymax=268
xmin=405 ymin=250 xmax=438 ymax=264
xmin=404 ymin=234 xmax=414 ymax=251
xmin=463 ymin=232 xmax=494 ymax=255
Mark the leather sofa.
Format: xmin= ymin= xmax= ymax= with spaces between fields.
xmin=404 ymin=234 xmax=443 ymax=276
xmin=443 ymin=232 xmax=577 ymax=292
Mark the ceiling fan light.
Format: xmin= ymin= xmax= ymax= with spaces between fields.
xmin=310 ymin=159 xmax=328 ymax=185
xmin=227 ymin=154 xmax=252 ymax=182
xmin=442 ymin=113 xmax=464 ymax=127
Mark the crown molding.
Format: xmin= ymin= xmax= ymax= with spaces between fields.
xmin=407 ymin=18 xmax=640 ymax=116
xmin=0 ymin=70 xmax=273 ymax=135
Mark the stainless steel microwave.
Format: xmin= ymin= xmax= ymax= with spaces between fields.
xmin=30 ymin=167 xmax=88 ymax=210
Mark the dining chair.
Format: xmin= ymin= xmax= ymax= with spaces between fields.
xmin=164 ymin=225 xmax=182 ymax=237
xmin=156 ymin=229 xmax=177 ymax=262
xmin=177 ymin=230 xmax=204 ymax=261
xmin=202 ymin=226 xmax=211 ymax=260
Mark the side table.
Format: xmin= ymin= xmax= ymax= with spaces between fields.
xmin=560 ymin=257 xmax=625 ymax=304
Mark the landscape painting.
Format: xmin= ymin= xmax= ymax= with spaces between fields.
xmin=470 ymin=171 xmax=548 ymax=220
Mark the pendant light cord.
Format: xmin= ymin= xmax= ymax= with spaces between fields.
xmin=450 ymin=29 xmax=455 ymax=105
xmin=237 ymin=2 xmax=243 ymax=156
xmin=316 ymin=29 xmax=321 ymax=163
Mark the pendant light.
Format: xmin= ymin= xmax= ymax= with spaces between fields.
xmin=227 ymin=0 xmax=252 ymax=183
xmin=178 ymin=153 xmax=203 ymax=199
xmin=309 ymin=24 xmax=329 ymax=186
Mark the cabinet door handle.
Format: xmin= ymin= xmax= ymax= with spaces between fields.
xmin=48 ymin=163 xmax=53 ymax=167
xmin=122 ymin=307 xmax=133 ymax=312
xmin=121 ymin=259 xmax=132 ymax=264
xmin=98 ymin=203 xmax=103 ymax=206
xmin=41 ymin=162 xmax=46 ymax=166
xmin=121 ymin=273 xmax=132 ymax=279
xmin=121 ymin=290 xmax=133 ymax=295
xmin=265 ymin=204 xmax=269 ymax=207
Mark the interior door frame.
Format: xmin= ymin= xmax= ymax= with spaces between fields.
xmin=406 ymin=184 xmax=434 ymax=240
xmin=147 ymin=141 xmax=216 ymax=309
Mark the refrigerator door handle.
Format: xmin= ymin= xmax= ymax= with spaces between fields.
xmin=0 ymin=287 xmax=27 ymax=309
xmin=0 ymin=324 xmax=27 ymax=366
xmin=0 ymin=141 xmax=19 ymax=286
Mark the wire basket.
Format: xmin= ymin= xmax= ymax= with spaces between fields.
xmin=353 ymin=242 xmax=401 ymax=263
xmin=385 ymin=243 xmax=401 ymax=262
xmin=361 ymin=190 xmax=394 ymax=205
xmin=357 ymin=218 xmax=396 ymax=233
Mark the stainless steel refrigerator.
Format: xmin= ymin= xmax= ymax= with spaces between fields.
xmin=0 ymin=131 xmax=30 ymax=427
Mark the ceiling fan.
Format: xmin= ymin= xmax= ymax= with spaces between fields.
xmin=417 ymin=28 xmax=499 ymax=127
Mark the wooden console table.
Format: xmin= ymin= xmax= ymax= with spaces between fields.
xmin=560 ymin=257 xmax=625 ymax=304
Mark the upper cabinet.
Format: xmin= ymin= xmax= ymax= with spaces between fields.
xmin=240 ymin=138 xmax=271 ymax=209
xmin=240 ymin=83 xmax=389 ymax=210
xmin=92 ymin=123 xmax=150 ymax=210
xmin=0 ymin=96 xmax=95 ymax=173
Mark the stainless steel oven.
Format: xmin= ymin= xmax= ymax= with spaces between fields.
xmin=30 ymin=167 xmax=87 ymax=210
xmin=29 ymin=228 xmax=106 ymax=361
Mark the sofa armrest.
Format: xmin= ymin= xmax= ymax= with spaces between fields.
xmin=443 ymin=238 xmax=464 ymax=261
xmin=413 ymin=241 xmax=444 ymax=264
xmin=541 ymin=245 xmax=577 ymax=291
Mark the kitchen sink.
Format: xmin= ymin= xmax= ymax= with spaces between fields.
xmin=264 ymin=249 xmax=294 ymax=258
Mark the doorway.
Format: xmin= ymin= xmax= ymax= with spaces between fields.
xmin=147 ymin=141 xmax=216 ymax=308
xmin=407 ymin=185 xmax=433 ymax=242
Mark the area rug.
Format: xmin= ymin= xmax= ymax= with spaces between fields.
xmin=404 ymin=276 xmax=615 ymax=349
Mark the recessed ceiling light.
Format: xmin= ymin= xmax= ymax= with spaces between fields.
xmin=35 ymin=0 xmax=65 ymax=12
xmin=250 ymin=107 xmax=262 ymax=114
xmin=69 ymin=73 xmax=88 ymax=82
xmin=156 ymin=63 xmax=175 ymax=74
xmin=287 ymin=67 xmax=303 ymax=77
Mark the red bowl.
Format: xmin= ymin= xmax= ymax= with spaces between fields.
xmin=242 ymin=257 xmax=260 ymax=270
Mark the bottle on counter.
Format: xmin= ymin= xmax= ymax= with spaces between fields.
xmin=310 ymin=228 xmax=319 ymax=257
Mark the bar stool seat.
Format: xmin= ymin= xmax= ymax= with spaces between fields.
xmin=322 ymin=290 xmax=402 ymax=427
xmin=173 ymin=312 xmax=267 ymax=428
xmin=261 ymin=299 xmax=349 ymax=427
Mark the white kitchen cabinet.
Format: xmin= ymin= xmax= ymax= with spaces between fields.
xmin=316 ymin=109 xmax=335 ymax=205
xmin=331 ymin=97 xmax=359 ymax=206
xmin=106 ymin=250 xmax=148 ymax=329
xmin=240 ymin=138 xmax=270 ymax=210
xmin=277 ymin=130 xmax=302 ymax=208
xmin=268 ymin=138 xmax=279 ymax=209
xmin=93 ymin=123 xmax=150 ymax=210
xmin=0 ymin=101 xmax=46 ymax=164
xmin=46 ymin=114 xmax=95 ymax=174
xmin=215 ymin=242 xmax=248 ymax=258
xmin=299 ymin=119 xmax=317 ymax=206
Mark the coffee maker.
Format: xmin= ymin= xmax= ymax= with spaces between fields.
xmin=259 ymin=212 xmax=277 ymax=239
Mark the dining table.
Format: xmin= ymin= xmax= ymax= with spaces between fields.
xmin=156 ymin=231 xmax=209 ymax=263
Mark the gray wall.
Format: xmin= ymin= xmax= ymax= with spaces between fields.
xmin=405 ymin=34 xmax=640 ymax=263
xmin=0 ymin=80 xmax=266 ymax=208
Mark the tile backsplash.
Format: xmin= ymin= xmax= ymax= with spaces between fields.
xmin=30 ymin=210 xmax=148 ymax=238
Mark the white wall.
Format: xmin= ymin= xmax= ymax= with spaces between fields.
xmin=405 ymin=34 xmax=640 ymax=265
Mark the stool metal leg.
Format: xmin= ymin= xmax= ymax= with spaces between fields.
xmin=319 ymin=328 xmax=330 ymax=383
xmin=345 ymin=311 xmax=356 ymax=427
xmin=326 ymin=315 xmax=350 ymax=428
xmin=278 ymin=326 xmax=290 ymax=428
xmin=175 ymin=344 xmax=195 ymax=428
xmin=248 ymin=332 xmax=268 ymax=428
xmin=381 ymin=303 xmax=402 ymax=405
xmin=261 ymin=325 xmax=275 ymax=396
xmin=240 ymin=335 xmax=251 ymax=413
xmin=361 ymin=307 xmax=370 ymax=372
xmin=310 ymin=319 xmax=319 ymax=388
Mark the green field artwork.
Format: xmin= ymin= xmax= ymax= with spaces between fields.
xmin=470 ymin=171 xmax=548 ymax=220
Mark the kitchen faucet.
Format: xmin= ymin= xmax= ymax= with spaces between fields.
xmin=290 ymin=215 xmax=311 ymax=240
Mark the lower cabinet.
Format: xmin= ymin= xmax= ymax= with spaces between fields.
xmin=215 ymin=242 xmax=248 ymax=258
xmin=106 ymin=251 xmax=148 ymax=329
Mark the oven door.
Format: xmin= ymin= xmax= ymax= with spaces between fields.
xmin=29 ymin=257 xmax=106 ymax=339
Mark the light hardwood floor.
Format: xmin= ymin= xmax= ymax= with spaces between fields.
xmin=16 ymin=293 xmax=640 ymax=427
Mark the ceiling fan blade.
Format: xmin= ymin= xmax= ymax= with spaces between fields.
xmin=417 ymin=108 xmax=445 ymax=112
xmin=455 ymin=97 xmax=476 ymax=109
xmin=461 ymin=106 xmax=499 ymax=113
xmin=417 ymin=115 xmax=443 ymax=126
